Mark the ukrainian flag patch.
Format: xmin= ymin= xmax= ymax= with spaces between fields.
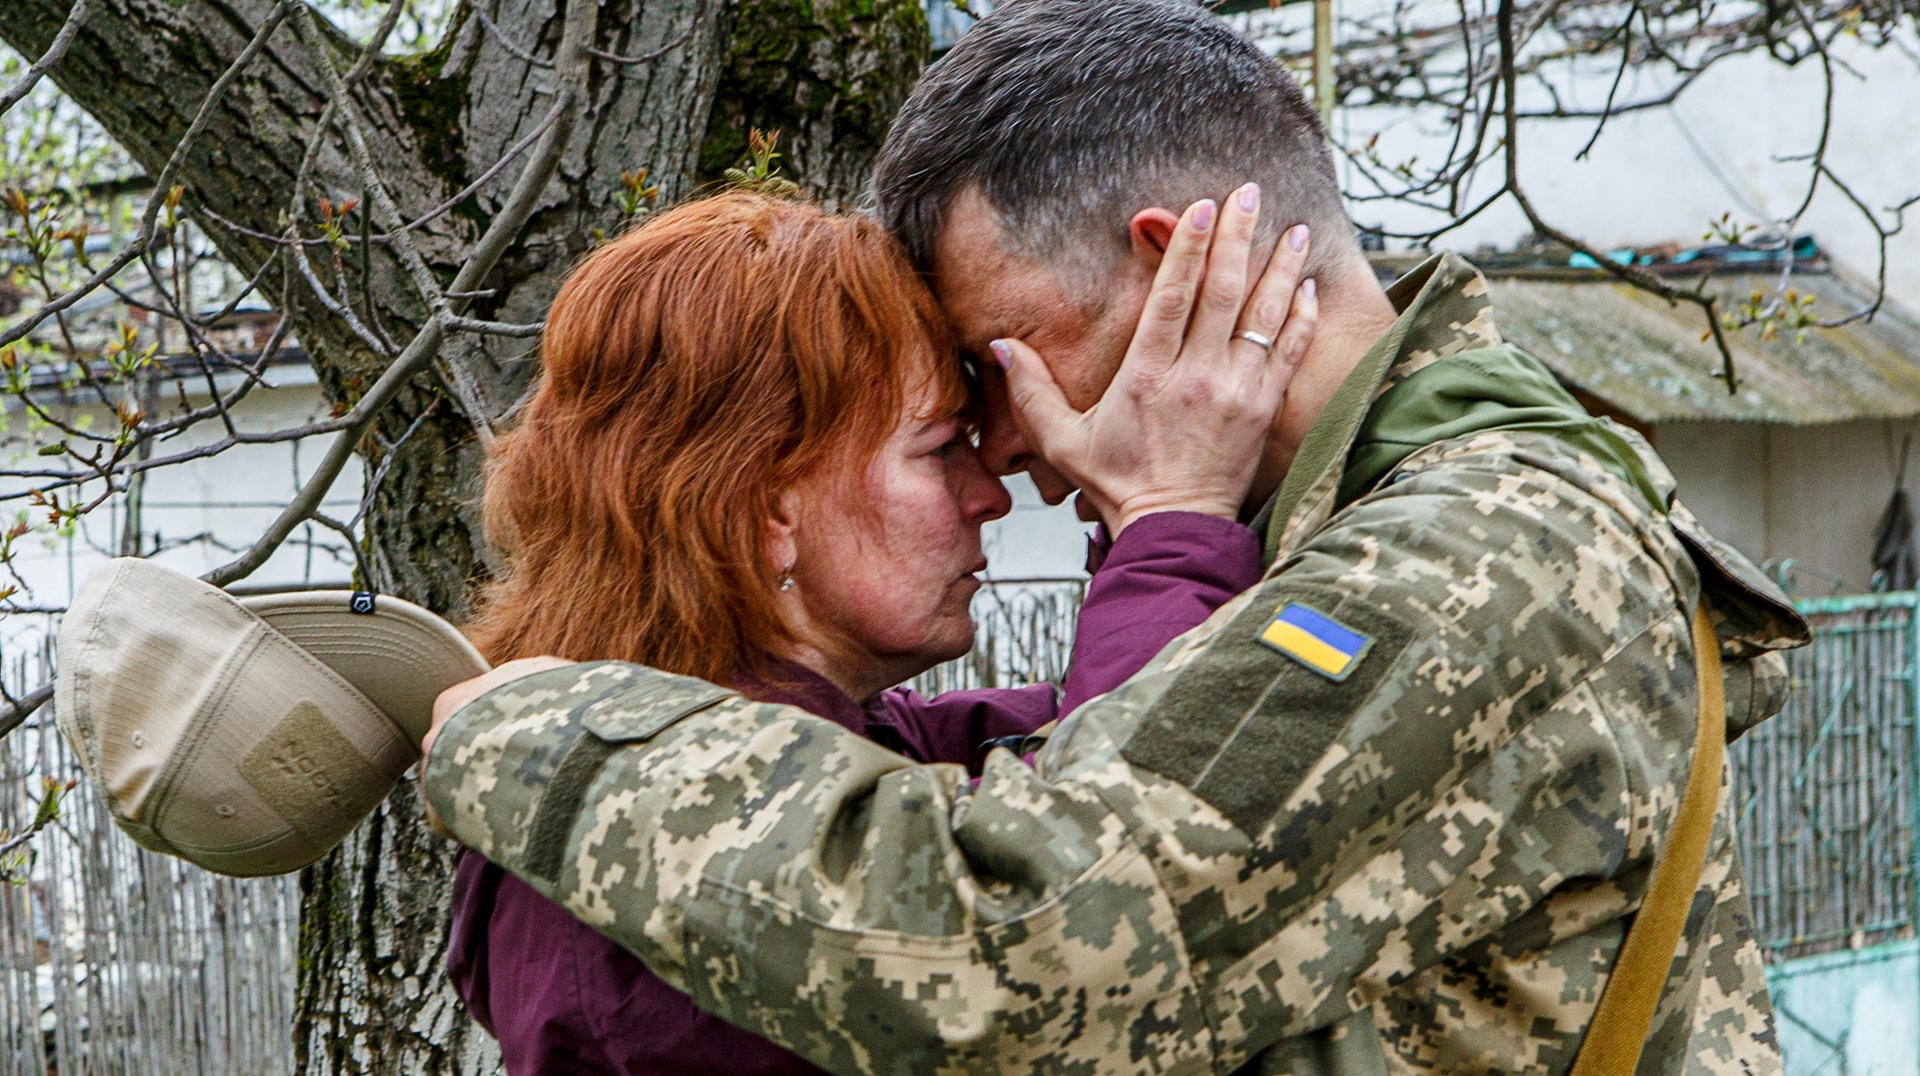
xmin=1259 ymin=602 xmax=1372 ymax=681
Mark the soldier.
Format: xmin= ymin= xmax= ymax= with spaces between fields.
xmin=423 ymin=0 xmax=1809 ymax=1071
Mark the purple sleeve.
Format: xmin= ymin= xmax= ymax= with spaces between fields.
xmin=875 ymin=510 xmax=1261 ymax=770
xmin=1058 ymin=511 xmax=1262 ymax=715
xmin=447 ymin=850 xmax=826 ymax=1074
xmin=870 ymin=683 xmax=1060 ymax=771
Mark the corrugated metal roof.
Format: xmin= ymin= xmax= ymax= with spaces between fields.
xmin=1480 ymin=268 xmax=1920 ymax=426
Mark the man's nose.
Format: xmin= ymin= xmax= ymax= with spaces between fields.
xmin=975 ymin=367 xmax=1035 ymax=478
xmin=976 ymin=415 xmax=1034 ymax=479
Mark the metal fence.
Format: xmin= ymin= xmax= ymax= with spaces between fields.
xmin=1 ymin=577 xmax=1912 ymax=1071
xmin=1730 ymin=590 xmax=1920 ymax=961
xmin=908 ymin=580 xmax=1085 ymax=695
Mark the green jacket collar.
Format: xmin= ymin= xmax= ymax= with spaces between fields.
xmin=1255 ymin=253 xmax=1660 ymax=563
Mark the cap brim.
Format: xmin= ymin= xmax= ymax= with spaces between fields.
xmin=238 ymin=592 xmax=489 ymax=744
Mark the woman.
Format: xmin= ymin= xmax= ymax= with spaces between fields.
xmin=447 ymin=189 xmax=1309 ymax=1073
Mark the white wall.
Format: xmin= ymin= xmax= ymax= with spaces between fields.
xmin=1338 ymin=7 xmax=1920 ymax=597
xmin=1658 ymin=417 xmax=1920 ymax=595
xmin=982 ymin=476 xmax=1095 ymax=581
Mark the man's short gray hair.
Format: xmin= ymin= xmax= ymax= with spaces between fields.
xmin=874 ymin=0 xmax=1351 ymax=287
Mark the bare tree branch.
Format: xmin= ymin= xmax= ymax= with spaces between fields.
xmin=1494 ymin=0 xmax=1740 ymax=388
xmin=0 ymin=0 xmax=296 ymax=351
xmin=199 ymin=0 xmax=603 ymax=591
xmin=589 ymin=24 xmax=695 ymax=65
xmin=0 ymin=0 xmax=89 ymax=115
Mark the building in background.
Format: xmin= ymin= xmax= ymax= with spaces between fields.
xmin=1438 ymin=240 xmax=1920 ymax=595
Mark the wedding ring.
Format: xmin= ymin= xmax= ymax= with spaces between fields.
xmin=1234 ymin=329 xmax=1275 ymax=350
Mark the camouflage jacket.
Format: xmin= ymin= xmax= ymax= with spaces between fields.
xmin=426 ymin=254 xmax=1810 ymax=1074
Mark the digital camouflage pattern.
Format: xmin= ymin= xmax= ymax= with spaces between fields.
xmin=427 ymin=254 xmax=1809 ymax=1074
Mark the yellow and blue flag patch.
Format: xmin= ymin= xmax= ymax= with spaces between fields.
xmin=1258 ymin=602 xmax=1372 ymax=681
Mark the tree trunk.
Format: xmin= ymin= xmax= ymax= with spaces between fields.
xmin=1 ymin=0 xmax=928 ymax=1070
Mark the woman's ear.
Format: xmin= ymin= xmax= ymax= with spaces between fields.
xmin=763 ymin=488 xmax=801 ymax=585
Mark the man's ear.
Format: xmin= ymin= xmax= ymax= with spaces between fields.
xmin=1127 ymin=207 xmax=1182 ymax=267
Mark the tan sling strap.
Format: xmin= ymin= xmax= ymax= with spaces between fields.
xmin=1570 ymin=605 xmax=1726 ymax=1076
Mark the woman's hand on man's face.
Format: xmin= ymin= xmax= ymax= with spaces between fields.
xmin=989 ymin=183 xmax=1317 ymax=534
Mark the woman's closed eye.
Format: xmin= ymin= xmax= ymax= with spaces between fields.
xmin=914 ymin=419 xmax=969 ymax=458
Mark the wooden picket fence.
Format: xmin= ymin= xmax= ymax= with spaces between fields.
xmin=1 ymin=629 xmax=300 ymax=1075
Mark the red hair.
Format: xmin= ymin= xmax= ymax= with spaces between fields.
xmin=465 ymin=191 xmax=965 ymax=683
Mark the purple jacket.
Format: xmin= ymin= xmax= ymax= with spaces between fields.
xmin=447 ymin=512 xmax=1262 ymax=1074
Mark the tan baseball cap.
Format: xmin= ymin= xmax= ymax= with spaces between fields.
xmin=54 ymin=558 xmax=489 ymax=877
